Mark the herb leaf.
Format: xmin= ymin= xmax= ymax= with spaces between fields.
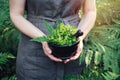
xmin=31 ymin=36 xmax=48 ymax=42
xmin=43 ymin=20 xmax=54 ymax=34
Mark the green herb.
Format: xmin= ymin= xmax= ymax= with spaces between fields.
xmin=31 ymin=20 xmax=78 ymax=46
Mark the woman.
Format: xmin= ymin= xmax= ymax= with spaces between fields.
xmin=10 ymin=0 xmax=96 ymax=80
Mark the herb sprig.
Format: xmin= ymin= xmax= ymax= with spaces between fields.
xmin=31 ymin=20 xmax=78 ymax=46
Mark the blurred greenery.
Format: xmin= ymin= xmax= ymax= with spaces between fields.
xmin=0 ymin=0 xmax=120 ymax=80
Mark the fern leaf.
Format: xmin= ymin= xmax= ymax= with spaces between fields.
xmin=85 ymin=50 xmax=94 ymax=66
xmin=102 ymin=72 xmax=112 ymax=80
xmin=0 ymin=52 xmax=15 ymax=65
xmin=94 ymin=51 xmax=102 ymax=65
xmin=102 ymin=71 xmax=120 ymax=80
xmin=31 ymin=36 xmax=48 ymax=42
xmin=43 ymin=20 xmax=54 ymax=34
xmin=1 ymin=75 xmax=16 ymax=80
xmin=112 ymin=18 xmax=120 ymax=24
xmin=56 ymin=20 xmax=61 ymax=28
xmin=110 ymin=50 xmax=119 ymax=73
xmin=103 ymin=48 xmax=110 ymax=70
xmin=108 ymin=72 xmax=120 ymax=79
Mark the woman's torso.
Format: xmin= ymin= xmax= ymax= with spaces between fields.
xmin=25 ymin=0 xmax=84 ymax=35
xmin=16 ymin=1 xmax=85 ymax=79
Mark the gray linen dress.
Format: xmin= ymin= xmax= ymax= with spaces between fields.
xmin=16 ymin=0 xmax=85 ymax=80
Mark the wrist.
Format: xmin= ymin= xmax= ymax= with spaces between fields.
xmin=41 ymin=42 xmax=47 ymax=45
xmin=78 ymin=36 xmax=84 ymax=41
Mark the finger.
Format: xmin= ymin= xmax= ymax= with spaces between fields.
xmin=43 ymin=47 xmax=62 ymax=62
xmin=64 ymin=59 xmax=70 ymax=64
xmin=42 ymin=43 xmax=62 ymax=62
xmin=64 ymin=42 xmax=83 ymax=63
xmin=47 ymin=54 xmax=63 ymax=62
xmin=45 ymin=45 xmax=52 ymax=54
xmin=76 ymin=44 xmax=82 ymax=53
xmin=69 ymin=45 xmax=82 ymax=61
xmin=70 ymin=50 xmax=82 ymax=61
xmin=43 ymin=42 xmax=52 ymax=54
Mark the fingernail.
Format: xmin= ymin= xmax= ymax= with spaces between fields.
xmin=57 ymin=59 xmax=62 ymax=62
xmin=64 ymin=59 xmax=69 ymax=64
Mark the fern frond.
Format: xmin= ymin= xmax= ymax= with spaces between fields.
xmin=43 ymin=20 xmax=54 ymax=34
xmin=103 ymin=47 xmax=112 ymax=70
xmin=103 ymin=46 xmax=120 ymax=73
xmin=31 ymin=36 xmax=48 ymax=42
xmin=109 ymin=50 xmax=119 ymax=73
xmin=94 ymin=51 xmax=102 ymax=65
xmin=102 ymin=71 xmax=120 ymax=80
xmin=81 ymin=24 xmax=120 ymax=78
xmin=112 ymin=18 xmax=120 ymax=24
xmin=1 ymin=75 xmax=16 ymax=80
xmin=0 ymin=52 xmax=15 ymax=65
xmin=85 ymin=49 xmax=94 ymax=67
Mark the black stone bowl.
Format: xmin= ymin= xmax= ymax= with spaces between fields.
xmin=48 ymin=41 xmax=80 ymax=60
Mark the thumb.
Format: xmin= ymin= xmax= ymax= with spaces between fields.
xmin=45 ymin=44 xmax=52 ymax=54
xmin=42 ymin=42 xmax=52 ymax=54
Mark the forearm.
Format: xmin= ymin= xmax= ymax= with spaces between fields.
xmin=10 ymin=13 xmax=45 ymax=38
xmin=78 ymin=11 xmax=96 ymax=40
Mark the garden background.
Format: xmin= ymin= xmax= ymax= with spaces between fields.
xmin=0 ymin=0 xmax=120 ymax=80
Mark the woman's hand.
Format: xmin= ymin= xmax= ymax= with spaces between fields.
xmin=64 ymin=38 xmax=83 ymax=63
xmin=41 ymin=42 xmax=63 ymax=62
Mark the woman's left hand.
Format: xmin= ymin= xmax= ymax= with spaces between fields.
xmin=64 ymin=38 xmax=83 ymax=63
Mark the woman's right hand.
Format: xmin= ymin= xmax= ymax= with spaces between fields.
xmin=41 ymin=42 xmax=63 ymax=62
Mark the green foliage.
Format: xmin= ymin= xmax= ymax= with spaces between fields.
xmin=0 ymin=52 xmax=16 ymax=79
xmin=0 ymin=52 xmax=15 ymax=65
xmin=0 ymin=1 xmax=17 ymax=79
xmin=43 ymin=20 xmax=54 ymax=34
xmin=79 ymin=23 xmax=120 ymax=80
xmin=1 ymin=75 xmax=16 ymax=80
xmin=0 ymin=27 xmax=20 ymax=53
xmin=94 ymin=51 xmax=102 ymax=65
xmin=0 ymin=0 xmax=120 ymax=80
xmin=31 ymin=36 xmax=48 ymax=42
xmin=96 ymin=0 xmax=120 ymax=26
xmin=32 ymin=21 xmax=77 ymax=46
xmin=85 ymin=50 xmax=94 ymax=67
xmin=0 ymin=0 xmax=19 ymax=53
xmin=64 ymin=66 xmax=104 ymax=80
xmin=102 ymin=71 xmax=120 ymax=80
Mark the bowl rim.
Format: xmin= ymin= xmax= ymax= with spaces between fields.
xmin=48 ymin=40 xmax=80 ymax=48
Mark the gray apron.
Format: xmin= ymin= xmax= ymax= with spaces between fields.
xmin=16 ymin=0 xmax=85 ymax=80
